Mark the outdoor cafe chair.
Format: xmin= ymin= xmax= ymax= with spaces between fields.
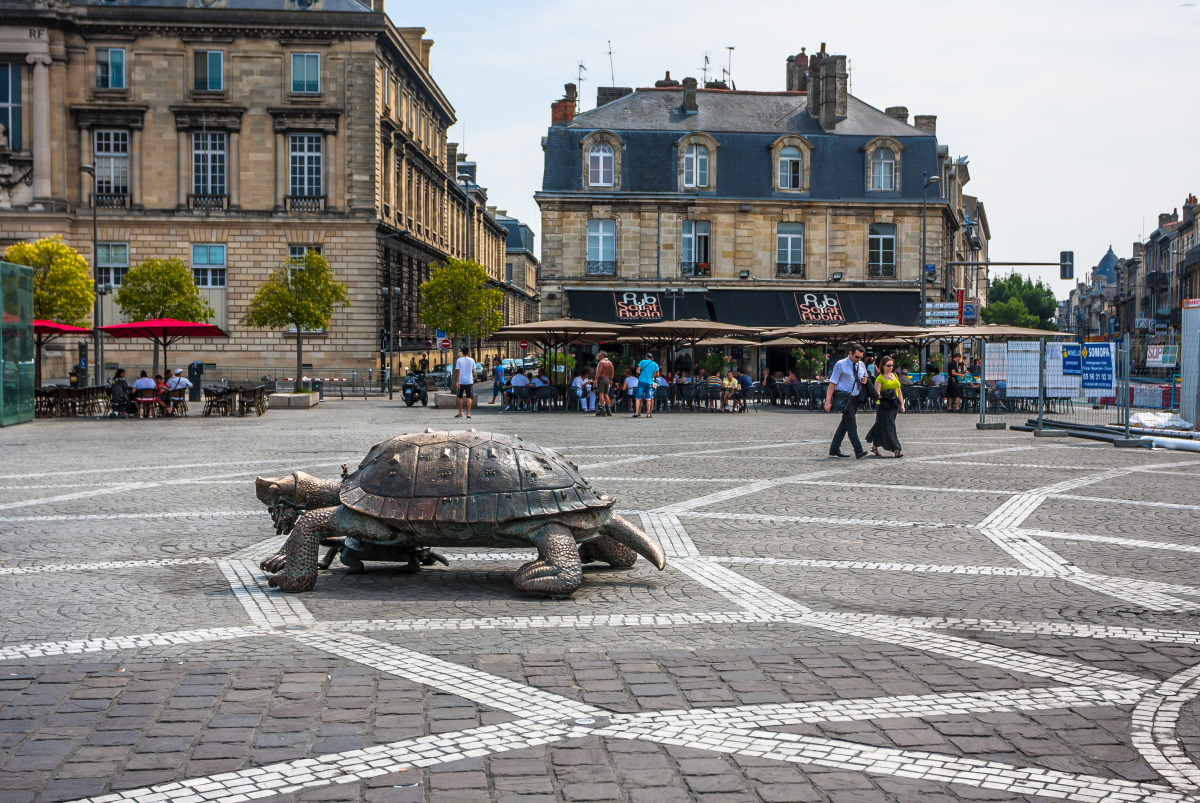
xmin=902 ymin=385 xmax=923 ymax=413
xmin=202 ymin=386 xmax=232 ymax=417
xmin=694 ymin=383 xmax=709 ymax=412
xmin=677 ymin=383 xmax=698 ymax=412
xmin=654 ymin=384 xmax=671 ymax=412
xmin=511 ymin=384 xmax=533 ymax=411
xmin=134 ymin=388 xmax=159 ymax=419
xmin=534 ymin=384 xmax=558 ymax=411
xmin=166 ymin=388 xmax=189 ymax=416
xmin=961 ymin=385 xmax=980 ymax=414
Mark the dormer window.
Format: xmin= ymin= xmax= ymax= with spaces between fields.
xmin=589 ymin=143 xmax=614 ymax=186
xmin=683 ymin=144 xmax=708 ymax=188
xmin=870 ymin=148 xmax=895 ymax=191
xmin=778 ymin=146 xmax=802 ymax=189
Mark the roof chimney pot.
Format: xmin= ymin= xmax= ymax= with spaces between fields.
xmin=885 ymin=106 xmax=909 ymax=123
xmin=682 ymin=76 xmax=698 ymax=113
xmin=914 ymin=115 xmax=937 ymax=136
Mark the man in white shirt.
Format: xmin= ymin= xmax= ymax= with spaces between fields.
xmin=454 ymin=346 xmax=475 ymax=419
xmin=165 ymin=367 xmax=193 ymax=392
xmin=824 ymin=343 xmax=869 ymax=459
xmin=506 ymin=369 xmax=529 ymax=410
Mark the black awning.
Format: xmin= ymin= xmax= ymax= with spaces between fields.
xmin=565 ymin=290 xmax=710 ymax=324
xmin=710 ymin=290 xmax=920 ymax=328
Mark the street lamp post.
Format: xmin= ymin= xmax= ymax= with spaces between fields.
xmin=920 ymin=172 xmax=942 ymax=329
xmin=79 ymin=164 xmax=101 ymax=385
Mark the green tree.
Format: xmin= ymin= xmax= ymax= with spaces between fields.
xmin=789 ymin=346 xmax=824 ymax=379
xmin=981 ymin=297 xmax=1041 ymax=328
xmin=419 ymin=259 xmax=503 ymax=353
xmin=116 ymin=257 xmax=216 ymax=375
xmin=984 ymin=273 xmax=1059 ymax=330
xmin=241 ymin=249 xmax=349 ymax=389
xmin=4 ymin=236 xmax=94 ymax=386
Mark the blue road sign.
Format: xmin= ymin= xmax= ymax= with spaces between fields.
xmin=1081 ymin=343 xmax=1114 ymax=391
xmin=436 ymin=330 xmax=446 ymax=339
xmin=1061 ymin=344 xmax=1081 ymax=376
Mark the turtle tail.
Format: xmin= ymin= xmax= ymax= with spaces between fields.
xmin=601 ymin=515 xmax=667 ymax=570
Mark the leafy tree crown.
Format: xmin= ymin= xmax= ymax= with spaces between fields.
xmin=241 ymin=249 xmax=349 ymax=331
xmin=116 ymin=257 xmax=215 ymax=323
xmin=983 ymin=273 xmax=1059 ymax=330
xmin=419 ymin=258 xmax=503 ymax=340
xmin=4 ymin=236 xmax=93 ymax=327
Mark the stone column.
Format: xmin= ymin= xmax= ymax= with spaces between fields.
xmin=130 ymin=128 xmax=142 ymax=208
xmin=79 ymin=124 xmax=92 ymax=207
xmin=275 ymin=131 xmax=286 ymax=211
xmin=177 ymin=129 xmax=189 ymax=209
xmin=27 ymin=54 xmax=52 ymax=199
xmin=228 ymin=130 xmax=240 ymax=209
xmin=325 ymin=131 xmax=336 ymax=211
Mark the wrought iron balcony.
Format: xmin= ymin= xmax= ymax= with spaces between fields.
xmin=775 ymin=262 xmax=806 ymax=278
xmin=585 ymin=260 xmax=617 ymax=276
xmin=91 ymin=193 xmax=128 ymax=209
xmin=188 ymin=193 xmax=227 ymax=211
xmin=1185 ymin=245 xmax=1200 ymax=269
xmin=867 ymin=262 xmax=896 ymax=278
xmin=681 ymin=261 xmax=711 ymax=277
xmin=1146 ymin=271 xmax=1169 ymax=289
xmin=285 ymin=195 xmax=326 ymax=212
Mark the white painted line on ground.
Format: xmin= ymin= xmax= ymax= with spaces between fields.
xmin=0 ymin=511 xmax=262 ymax=523
xmin=0 ymin=627 xmax=268 ymax=660
xmin=0 ymin=557 xmax=217 ymax=575
xmin=217 ymin=558 xmax=314 ymax=629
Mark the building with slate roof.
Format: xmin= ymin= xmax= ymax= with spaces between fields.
xmin=0 ymin=0 xmax=519 ymax=378
xmin=535 ymin=48 xmax=990 ymax=356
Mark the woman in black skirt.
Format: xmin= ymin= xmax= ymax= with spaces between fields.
xmin=866 ymin=356 xmax=905 ymax=457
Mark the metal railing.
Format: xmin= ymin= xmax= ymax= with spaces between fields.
xmin=92 ymin=193 xmax=129 ymax=209
xmin=188 ymin=193 xmax=228 ymax=211
xmin=285 ymin=195 xmax=326 ymax=212
xmin=868 ymin=263 xmax=896 ymax=278
xmin=681 ymin=261 xmax=711 ymax=277
xmin=775 ymin=262 xmax=806 ymax=278
xmin=585 ymin=260 xmax=617 ymax=276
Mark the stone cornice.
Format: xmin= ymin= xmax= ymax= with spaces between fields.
xmin=268 ymin=107 xmax=342 ymax=133
xmin=169 ymin=104 xmax=247 ymax=132
xmin=70 ymin=103 xmax=149 ymax=130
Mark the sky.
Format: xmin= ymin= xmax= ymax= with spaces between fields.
xmin=385 ymin=0 xmax=1199 ymax=301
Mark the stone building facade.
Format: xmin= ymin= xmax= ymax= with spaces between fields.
xmin=0 ymin=0 xmax=530 ymax=377
xmin=535 ymin=47 xmax=988 ymax=340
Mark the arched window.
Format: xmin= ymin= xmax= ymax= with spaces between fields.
xmin=684 ymin=144 xmax=708 ymax=188
xmin=778 ymin=146 xmax=802 ymax=189
xmin=589 ymin=143 xmax=614 ymax=186
xmin=776 ymin=222 xmax=805 ymax=277
xmin=870 ymin=148 xmax=895 ymax=191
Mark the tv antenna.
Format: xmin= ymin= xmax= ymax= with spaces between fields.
xmin=607 ymin=41 xmax=615 ymax=86
xmin=576 ymin=61 xmax=587 ymax=111
xmin=725 ymin=46 xmax=734 ymax=86
xmin=698 ymin=52 xmax=710 ymax=84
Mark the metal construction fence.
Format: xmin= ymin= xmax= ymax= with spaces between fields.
xmin=979 ymin=333 xmax=1200 ymax=436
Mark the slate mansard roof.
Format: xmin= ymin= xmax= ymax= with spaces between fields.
xmin=72 ymin=0 xmax=373 ymax=12
xmin=541 ymin=88 xmax=939 ymax=201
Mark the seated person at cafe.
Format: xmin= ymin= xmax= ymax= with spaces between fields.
xmin=623 ymin=368 xmax=639 ymax=410
xmin=899 ymin=365 xmax=914 ymax=386
xmin=110 ymin=369 xmax=136 ymax=417
xmin=164 ymin=368 xmax=193 ymax=414
xmin=131 ymin=371 xmax=157 ymax=417
xmin=706 ymin=370 xmax=725 ymax=410
xmin=734 ymin=367 xmax=753 ymax=412
xmin=505 ymin=369 xmax=530 ymax=409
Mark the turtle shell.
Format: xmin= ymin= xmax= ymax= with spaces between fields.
xmin=339 ymin=430 xmax=613 ymax=533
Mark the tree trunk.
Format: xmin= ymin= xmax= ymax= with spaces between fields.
xmin=296 ymin=330 xmax=303 ymax=392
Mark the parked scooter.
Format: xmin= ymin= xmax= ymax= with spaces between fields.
xmin=402 ymin=370 xmax=429 ymax=407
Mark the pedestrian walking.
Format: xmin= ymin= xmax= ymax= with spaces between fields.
xmin=947 ymin=352 xmax=966 ymax=412
xmin=823 ymin=344 xmax=869 ymax=459
xmin=866 ymin=355 xmax=905 ymax=458
xmin=594 ymin=351 xmax=614 ymax=417
xmin=488 ymin=360 xmax=505 ymax=405
xmin=453 ymin=346 xmax=475 ymax=419
xmin=633 ymin=351 xmax=658 ymax=418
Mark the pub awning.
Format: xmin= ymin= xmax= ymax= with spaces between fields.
xmin=566 ymin=290 xmax=710 ymax=324
xmin=710 ymin=289 xmax=920 ymax=328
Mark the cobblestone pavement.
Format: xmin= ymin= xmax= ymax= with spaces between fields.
xmin=4 ymin=401 xmax=1200 ymax=803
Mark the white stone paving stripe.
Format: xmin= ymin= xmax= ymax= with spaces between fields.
xmin=1133 ymin=663 xmax=1200 ymax=791
xmin=0 ymin=511 xmax=263 ymax=523
xmin=0 ymin=627 xmax=267 ymax=661
xmin=580 ymin=440 xmax=817 ymax=470
xmin=671 ymin=558 xmax=813 ymax=616
xmin=680 ymin=511 xmax=957 ymax=529
xmin=0 ymin=557 xmax=217 ymax=575
xmin=1052 ymin=494 xmax=1200 ymax=511
xmin=318 ymin=611 xmax=784 ymax=633
xmin=1015 ymin=528 xmax=1200 ymax=555
xmin=217 ymin=559 xmax=314 ymax=629
xmin=784 ymin=479 xmax=1016 ymax=495
xmin=1067 ymin=575 xmax=1200 ymax=613
xmin=289 ymin=631 xmax=599 ymax=719
xmin=641 ymin=512 xmax=699 ymax=558
xmin=710 ymin=555 xmax=1049 ymax=577
xmin=978 ymin=526 xmax=1079 ymax=576
xmin=0 ymin=457 xmax=359 ymax=481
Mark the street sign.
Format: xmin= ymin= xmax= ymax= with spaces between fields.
xmin=1060 ymin=251 xmax=1074 ymax=280
xmin=435 ymin=330 xmax=446 ymax=339
xmin=1061 ymin=344 xmax=1081 ymax=375
xmin=957 ymin=289 xmax=965 ymax=324
xmin=424 ymin=340 xmax=432 ymax=348
xmin=519 ymin=340 xmax=529 ymax=350
xmin=1147 ymin=345 xmax=1179 ymax=367
xmin=927 ymin=302 xmax=958 ymax=309
xmin=925 ymin=264 xmax=937 ymax=275
xmin=1081 ymin=343 xmax=1115 ymax=393
xmin=962 ymin=303 xmax=977 ymax=321
xmin=438 ymin=338 xmax=451 ymax=350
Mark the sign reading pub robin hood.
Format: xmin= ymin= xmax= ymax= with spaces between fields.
xmin=613 ymin=292 xmax=665 ymax=321
xmin=793 ymin=292 xmax=846 ymax=323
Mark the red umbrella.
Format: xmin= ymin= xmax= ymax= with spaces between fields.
xmin=32 ymin=320 xmax=92 ymax=388
xmin=97 ymin=319 xmax=228 ymax=376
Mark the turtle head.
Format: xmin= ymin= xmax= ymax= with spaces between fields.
xmin=255 ymin=473 xmax=297 ymax=507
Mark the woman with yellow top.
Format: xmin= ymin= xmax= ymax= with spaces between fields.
xmin=866 ymin=355 xmax=905 ymax=457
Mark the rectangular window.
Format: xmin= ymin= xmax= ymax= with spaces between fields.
xmin=505 ymin=262 xmax=513 ymax=283
xmin=94 ymin=130 xmax=129 ymax=195
xmin=289 ymin=134 xmax=323 ymax=197
xmin=288 ymin=244 xmax=322 ymax=264
xmin=191 ymin=244 xmax=226 ymax=288
xmin=96 ymin=48 xmax=125 ymax=89
xmin=681 ymin=220 xmax=710 ymax=266
xmin=193 ymin=50 xmax=223 ymax=91
xmin=97 ymin=243 xmax=128 ymax=287
xmin=192 ymin=131 xmax=226 ymax=196
xmin=586 ymin=219 xmax=615 ymax=262
xmin=291 ymin=53 xmax=320 ymax=93
xmin=868 ymin=223 xmax=896 ymax=278
xmin=0 ymin=63 xmax=20 ymax=151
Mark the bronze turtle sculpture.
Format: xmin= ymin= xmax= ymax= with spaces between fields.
xmin=254 ymin=429 xmax=666 ymax=597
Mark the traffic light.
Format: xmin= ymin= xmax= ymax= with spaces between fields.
xmin=1060 ymin=251 xmax=1074 ymax=280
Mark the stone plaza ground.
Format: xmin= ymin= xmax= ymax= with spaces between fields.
xmin=3 ymin=401 xmax=1200 ymax=803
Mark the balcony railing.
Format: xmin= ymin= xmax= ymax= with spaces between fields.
xmin=188 ymin=193 xmax=228 ymax=211
xmin=1146 ymin=271 xmax=1169 ymax=289
xmin=585 ymin=260 xmax=617 ymax=276
xmin=681 ymin=261 xmax=711 ymax=277
xmin=285 ymin=195 xmax=326 ymax=212
xmin=1185 ymin=245 xmax=1200 ymax=269
xmin=775 ymin=262 xmax=806 ymax=278
xmin=91 ymin=193 xmax=128 ymax=209
xmin=867 ymin=262 xmax=896 ymax=278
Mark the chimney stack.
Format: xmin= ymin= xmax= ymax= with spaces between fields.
xmin=813 ymin=54 xmax=846 ymax=132
xmin=885 ymin=106 xmax=909 ymax=123
xmin=786 ymin=48 xmax=808 ymax=91
xmin=597 ymin=86 xmax=633 ymax=107
xmin=654 ymin=71 xmax=680 ymax=88
xmin=682 ymin=76 xmax=698 ymax=114
xmin=1133 ymin=242 xmax=1144 ymax=259
xmin=1184 ymin=194 xmax=1198 ymax=222
xmin=551 ymin=83 xmax=577 ymax=126
xmin=914 ymin=115 xmax=937 ymax=136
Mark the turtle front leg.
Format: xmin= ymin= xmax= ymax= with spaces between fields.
xmin=514 ymin=524 xmax=583 ymax=598
xmin=266 ymin=506 xmax=341 ymax=591
xmin=579 ymin=534 xmax=638 ymax=568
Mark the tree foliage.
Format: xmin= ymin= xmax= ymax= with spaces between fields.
xmin=116 ymin=257 xmax=215 ymax=323
xmin=4 ymin=236 xmax=93 ymax=327
xmin=982 ymin=273 xmax=1059 ymax=330
xmin=419 ymin=258 xmax=503 ymax=342
xmin=240 ymin=249 xmax=349 ymax=332
xmin=789 ymin=346 xmax=824 ymax=379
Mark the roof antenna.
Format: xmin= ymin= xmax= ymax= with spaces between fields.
xmin=607 ymin=41 xmax=615 ymax=87
xmin=726 ymin=46 xmax=734 ymax=87
xmin=699 ymin=52 xmax=710 ymax=84
xmin=577 ymin=61 xmax=587 ymax=110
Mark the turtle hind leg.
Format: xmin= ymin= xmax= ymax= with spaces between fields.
xmin=579 ymin=535 xmax=638 ymax=569
xmin=514 ymin=524 xmax=583 ymax=598
xmin=339 ymin=548 xmax=366 ymax=574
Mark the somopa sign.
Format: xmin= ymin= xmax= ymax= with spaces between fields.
xmin=793 ymin=292 xmax=846 ymax=323
xmin=614 ymin=292 xmax=664 ymax=321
